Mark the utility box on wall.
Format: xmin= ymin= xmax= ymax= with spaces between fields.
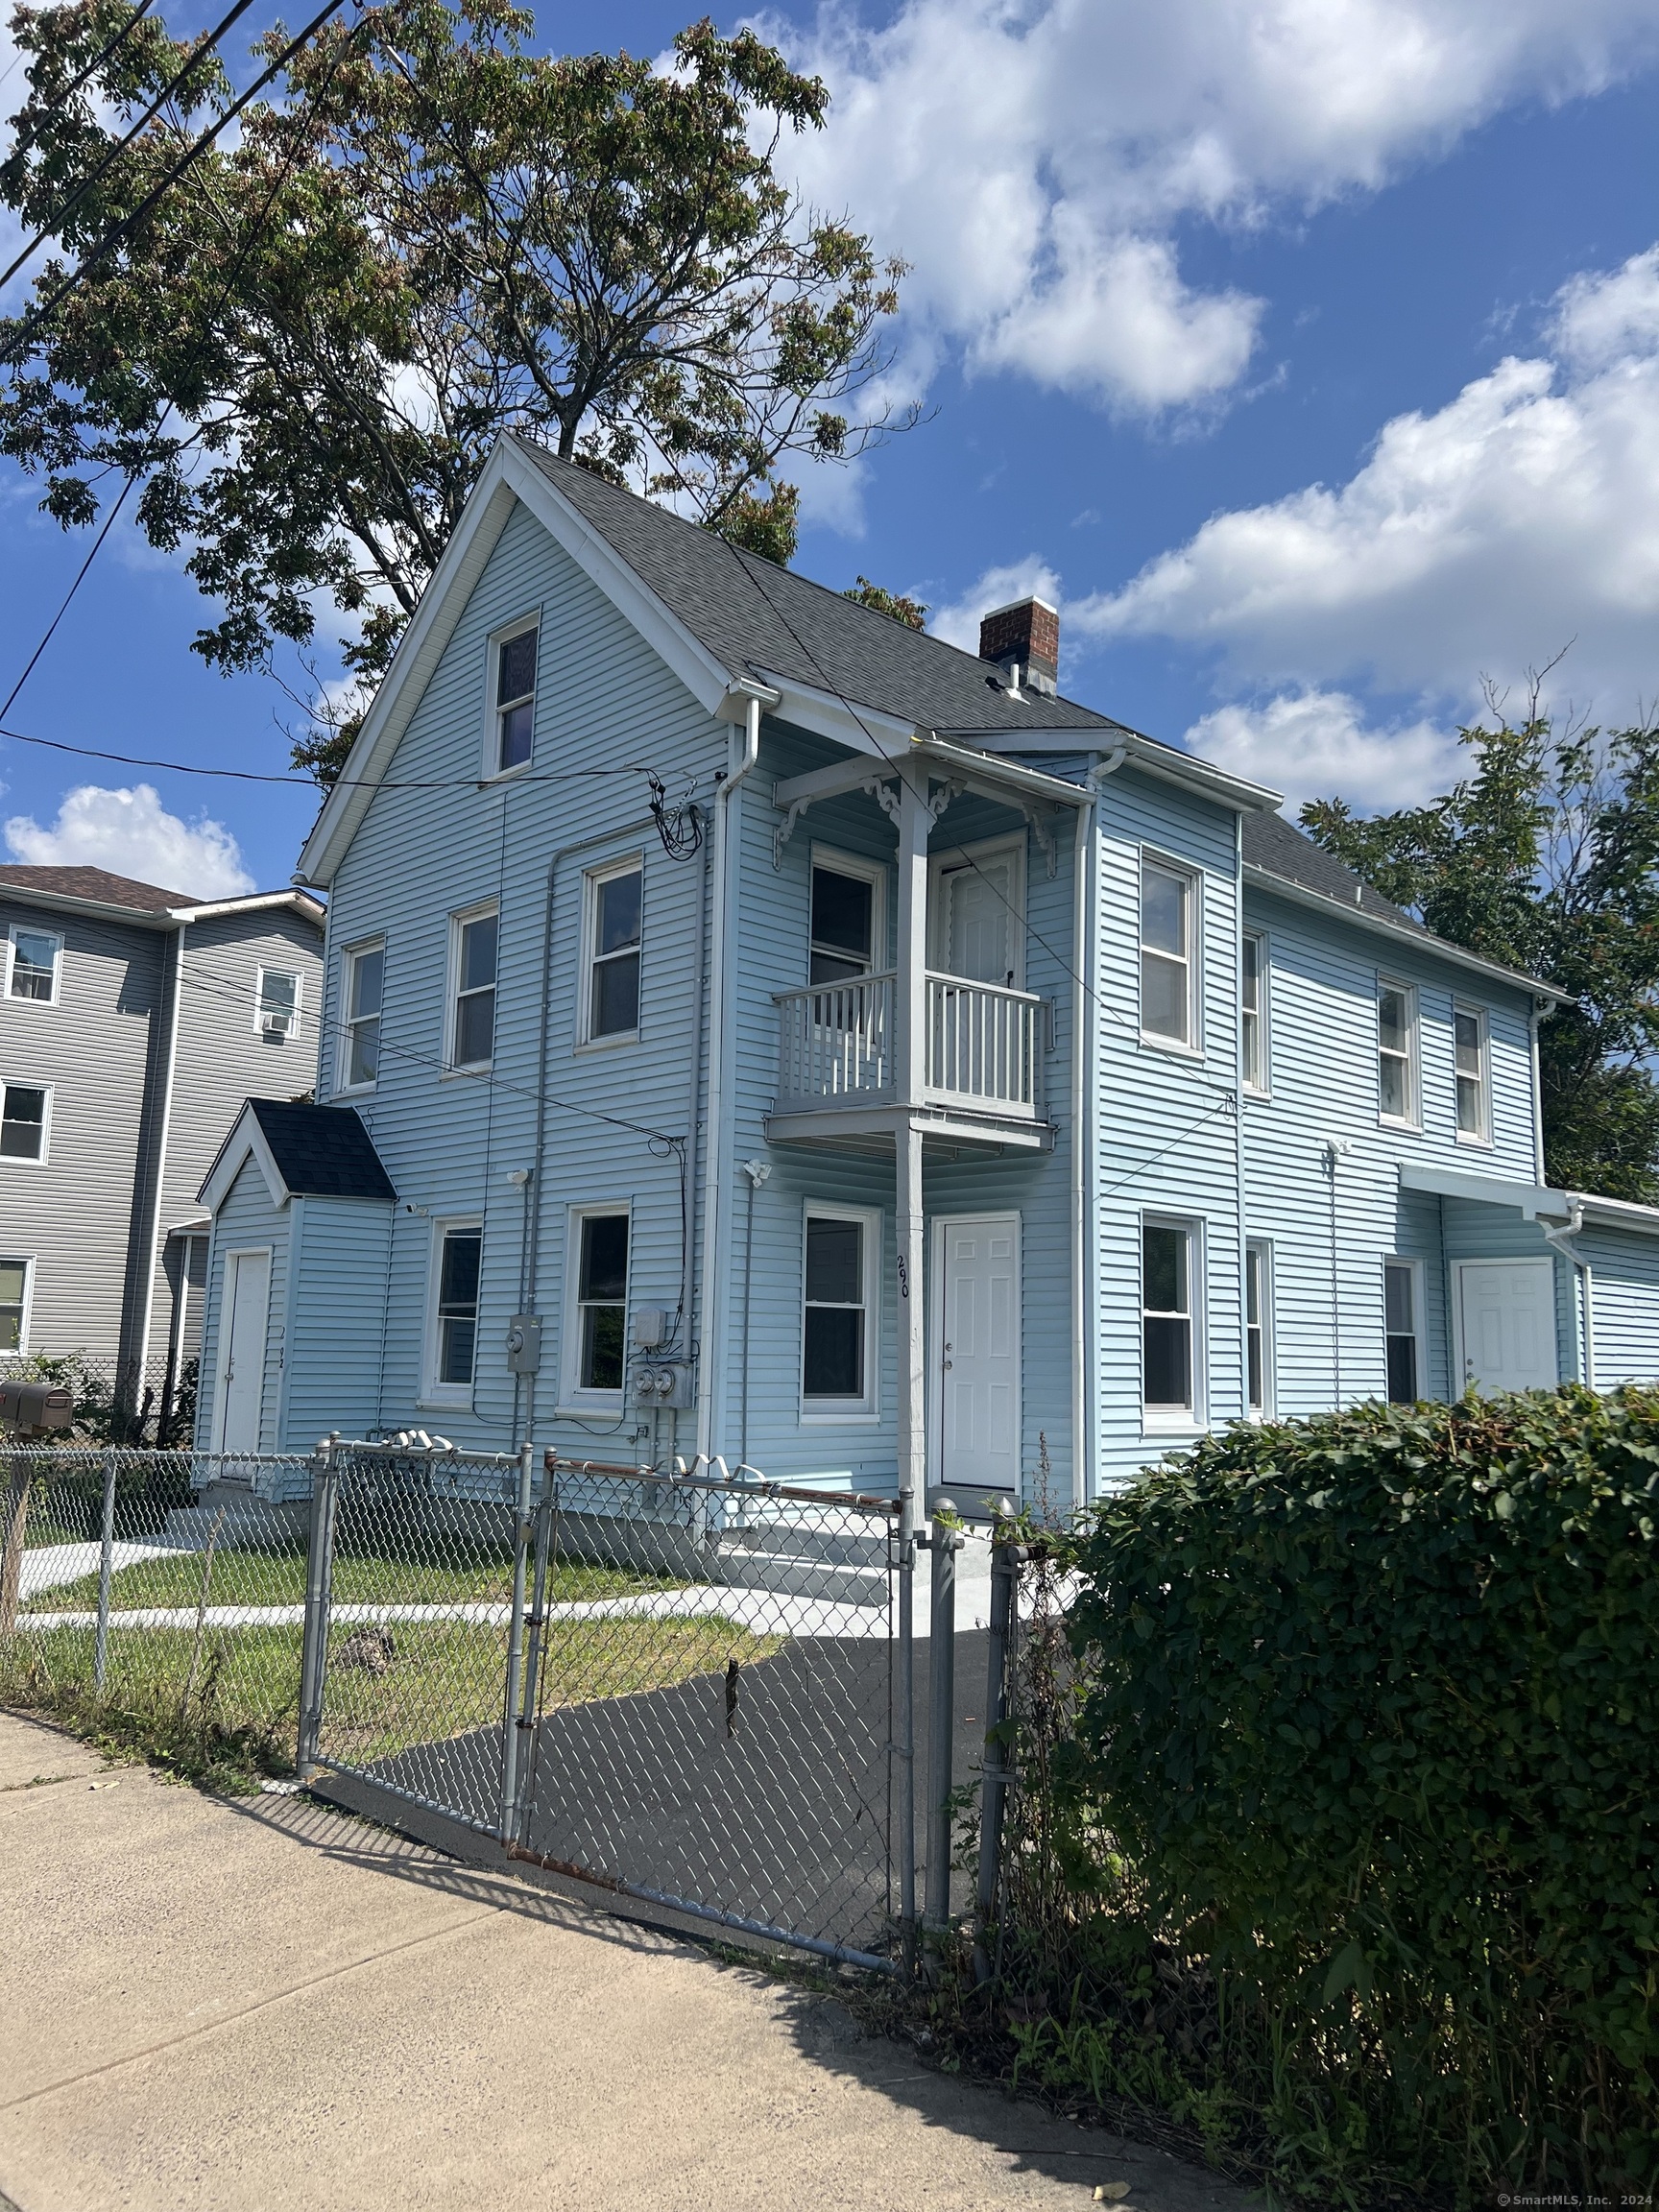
xmin=631 ymin=1361 xmax=694 ymax=1409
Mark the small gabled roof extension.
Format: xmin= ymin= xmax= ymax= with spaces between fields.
xmin=198 ymin=1099 xmax=396 ymax=1214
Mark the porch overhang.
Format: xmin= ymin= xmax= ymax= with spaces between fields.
xmin=1398 ymin=1163 xmax=1659 ymax=1239
xmin=764 ymin=1103 xmax=1054 ymax=1157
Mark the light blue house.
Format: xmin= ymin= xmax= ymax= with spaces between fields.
xmin=193 ymin=435 xmax=1659 ymax=1504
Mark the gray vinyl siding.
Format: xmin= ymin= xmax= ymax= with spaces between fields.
xmin=0 ymin=898 xmax=164 ymax=1356
xmin=197 ymin=1155 xmax=289 ymax=1452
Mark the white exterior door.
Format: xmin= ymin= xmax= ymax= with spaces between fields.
xmin=1456 ymin=1259 xmax=1557 ymax=1394
xmin=217 ymin=1248 xmax=271 ymax=1453
xmin=934 ymin=1214 xmax=1021 ymax=1492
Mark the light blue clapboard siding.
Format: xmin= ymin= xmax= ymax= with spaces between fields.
xmin=281 ymin=1195 xmax=394 ymax=1444
xmin=1579 ymin=1229 xmax=1659 ymax=1383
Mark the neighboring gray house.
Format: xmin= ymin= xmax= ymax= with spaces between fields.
xmin=0 ymin=863 xmax=324 ymax=1418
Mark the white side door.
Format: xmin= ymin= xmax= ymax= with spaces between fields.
xmin=216 ymin=1248 xmax=271 ymax=1453
xmin=933 ymin=1214 xmax=1021 ymax=1492
xmin=1456 ymin=1259 xmax=1557 ymax=1394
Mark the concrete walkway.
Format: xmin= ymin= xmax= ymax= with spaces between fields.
xmin=0 ymin=1711 xmax=1255 ymax=2212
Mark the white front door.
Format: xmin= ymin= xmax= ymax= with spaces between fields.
xmin=217 ymin=1248 xmax=271 ymax=1453
xmin=933 ymin=1214 xmax=1021 ymax=1491
xmin=1456 ymin=1259 xmax=1557 ymax=1394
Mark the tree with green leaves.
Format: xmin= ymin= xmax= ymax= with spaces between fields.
xmin=1304 ymin=716 xmax=1659 ymax=1201
xmin=0 ymin=0 xmax=911 ymax=778
xmin=842 ymin=574 xmax=927 ymax=629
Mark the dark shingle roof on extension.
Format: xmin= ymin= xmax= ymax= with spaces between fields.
xmin=247 ymin=1100 xmax=397 ymax=1201
xmin=513 ymin=437 xmax=1127 ymax=739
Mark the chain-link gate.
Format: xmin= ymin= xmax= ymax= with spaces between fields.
xmin=299 ymin=1442 xmax=912 ymax=1970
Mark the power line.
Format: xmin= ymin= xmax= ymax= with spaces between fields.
xmin=1 ymin=0 xmax=360 ymax=367
xmin=0 ymin=0 xmax=260 ymax=296
xmin=7 ymin=0 xmax=160 ymax=157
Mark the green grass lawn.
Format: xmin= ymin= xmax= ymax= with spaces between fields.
xmin=24 ymin=1542 xmax=682 ymax=1614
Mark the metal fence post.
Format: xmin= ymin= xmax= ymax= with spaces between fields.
xmin=924 ymin=1498 xmax=963 ymax=1933
xmin=499 ymin=1440 xmax=535 ymax=1841
xmin=512 ymin=1474 xmax=555 ymax=1848
xmin=93 ymin=1449 xmax=117 ymax=1695
xmin=296 ymin=1435 xmax=340 ymax=1779
xmin=896 ymin=1513 xmax=917 ymax=1966
xmin=974 ymin=1511 xmax=1022 ymax=1984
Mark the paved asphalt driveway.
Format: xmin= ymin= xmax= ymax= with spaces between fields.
xmin=0 ymin=1708 xmax=1256 ymax=2212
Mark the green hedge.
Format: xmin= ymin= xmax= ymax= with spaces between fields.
xmin=1062 ymin=1385 xmax=1658 ymax=2200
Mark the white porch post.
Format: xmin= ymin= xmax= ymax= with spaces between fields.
xmin=895 ymin=773 xmax=929 ymax=1535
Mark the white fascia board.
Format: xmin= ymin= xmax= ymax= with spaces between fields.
xmin=963 ymin=730 xmax=1281 ymax=813
xmin=1244 ymin=865 xmax=1569 ymax=1004
xmin=198 ymin=1104 xmax=290 ymax=1214
xmin=296 ymin=437 xmax=742 ymax=887
xmin=0 ymin=885 xmax=177 ymax=930
xmin=170 ymin=890 xmax=325 ymax=927
xmin=749 ymin=667 xmax=918 ymax=756
xmin=1399 ymin=1161 xmax=1659 ymax=1242
xmin=917 ymin=735 xmax=1097 ymax=809
xmin=1569 ymin=1190 xmax=1659 ymax=1238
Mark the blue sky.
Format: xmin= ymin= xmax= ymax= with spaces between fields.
xmin=4 ymin=0 xmax=1659 ymax=896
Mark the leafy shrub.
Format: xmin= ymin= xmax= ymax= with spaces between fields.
xmin=1059 ymin=1385 xmax=1659 ymax=2200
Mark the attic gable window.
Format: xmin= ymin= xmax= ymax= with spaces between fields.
xmin=493 ymin=622 xmax=539 ymax=775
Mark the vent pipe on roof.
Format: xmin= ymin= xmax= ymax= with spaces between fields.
xmin=979 ymin=597 xmax=1059 ymax=699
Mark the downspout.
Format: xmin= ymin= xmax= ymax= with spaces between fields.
xmin=1541 ymin=1198 xmax=1593 ymax=1389
xmin=1527 ymin=998 xmax=1548 ymax=1184
xmin=1234 ymin=810 xmax=1248 ymax=1422
xmin=694 ymin=686 xmax=773 ymax=1470
xmin=134 ymin=919 xmax=187 ymax=1384
xmin=1070 ymin=746 xmax=1124 ymax=1507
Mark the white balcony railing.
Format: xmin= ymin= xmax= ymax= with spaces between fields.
xmin=925 ymin=972 xmax=1041 ymax=1118
xmin=774 ymin=968 xmax=1043 ymax=1121
xmin=775 ymin=971 xmax=895 ymax=1111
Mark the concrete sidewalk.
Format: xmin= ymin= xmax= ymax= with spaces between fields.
xmin=0 ymin=1711 xmax=1254 ymax=2212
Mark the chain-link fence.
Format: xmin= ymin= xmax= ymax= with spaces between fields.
xmin=0 ymin=1446 xmax=318 ymax=1770
xmin=302 ymin=1446 xmax=909 ymax=1969
xmin=0 ymin=1354 xmax=200 ymax=1446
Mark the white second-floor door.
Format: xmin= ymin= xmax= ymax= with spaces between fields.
xmin=934 ymin=855 xmax=1018 ymax=985
xmin=934 ymin=1214 xmax=1021 ymax=1491
xmin=1455 ymin=1259 xmax=1557 ymax=1394
xmin=217 ymin=1248 xmax=271 ymax=1453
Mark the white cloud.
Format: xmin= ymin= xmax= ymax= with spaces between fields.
xmin=926 ymin=557 xmax=1066 ymax=653
xmin=1077 ymin=248 xmax=1659 ymax=716
xmin=4 ymin=784 xmax=254 ymax=899
xmin=1183 ymin=689 xmax=1461 ymax=809
xmin=776 ymin=0 xmax=1659 ymax=417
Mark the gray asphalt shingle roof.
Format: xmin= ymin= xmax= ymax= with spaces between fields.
xmin=514 ymin=437 xmax=1127 ymax=739
xmin=1241 ymin=809 xmax=1426 ymax=934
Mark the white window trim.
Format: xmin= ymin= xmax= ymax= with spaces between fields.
xmin=800 ymin=1200 xmax=882 ymax=1424
xmin=1377 ymin=975 xmax=1420 ymax=1129
xmin=5 ymin=923 xmax=63 ymax=1007
xmin=1241 ymin=927 xmax=1270 ymax=1096
xmin=1139 ymin=850 xmax=1203 ymax=1058
xmin=808 ymin=842 xmax=887 ymax=980
xmin=926 ymin=832 xmax=1026 ymax=989
xmin=1244 ymin=1238 xmax=1274 ymax=1419
xmin=0 ymin=1078 xmax=53 ymax=1168
xmin=558 ymin=1201 xmax=633 ymax=1413
xmin=445 ymin=901 xmax=499 ymax=1074
xmin=577 ymin=854 xmax=644 ymax=1051
xmin=1452 ymin=999 xmax=1492 ymax=1147
xmin=420 ymin=1214 xmax=484 ymax=1408
xmin=0 ymin=1253 xmax=35 ymax=1354
xmin=253 ymin=963 xmax=302 ymax=1040
xmin=337 ymin=937 xmax=385 ymax=1096
xmin=1383 ymin=1256 xmax=1426 ymax=1404
xmin=1141 ymin=1212 xmax=1206 ymax=1434
xmin=481 ymin=611 xmax=541 ymax=783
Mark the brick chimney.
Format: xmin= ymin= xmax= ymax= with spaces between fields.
xmin=978 ymin=596 xmax=1059 ymax=698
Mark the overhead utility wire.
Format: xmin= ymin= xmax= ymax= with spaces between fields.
xmin=0 ymin=0 xmax=260 ymax=295
xmin=5 ymin=0 xmax=160 ymax=160
xmin=1 ymin=0 xmax=361 ymax=365
xmin=0 ymin=0 xmax=368 ymax=725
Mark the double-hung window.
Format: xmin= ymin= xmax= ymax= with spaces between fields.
xmin=0 ymin=1257 xmax=31 ymax=1350
xmin=1454 ymin=1003 xmax=1489 ymax=1141
xmin=809 ymin=855 xmax=880 ymax=984
xmin=802 ymin=1207 xmax=878 ymax=1416
xmin=1142 ymin=1218 xmax=1199 ymax=1422
xmin=426 ymin=1220 xmax=482 ymax=1398
xmin=1378 ymin=980 xmax=1417 ymax=1125
xmin=343 ymin=942 xmax=384 ymax=1090
xmin=1383 ymin=1260 xmax=1421 ymax=1403
xmin=256 ymin=967 xmax=300 ymax=1040
xmin=7 ymin=925 xmax=61 ymax=1003
xmin=1141 ymin=858 xmax=1196 ymax=1047
xmin=1241 ymin=930 xmax=1267 ymax=1092
xmin=449 ymin=905 xmax=498 ymax=1070
xmin=585 ymin=861 xmax=641 ymax=1042
xmin=0 ymin=1082 xmax=49 ymax=1163
xmin=570 ymin=1210 xmax=629 ymax=1398
xmin=493 ymin=622 xmax=538 ymax=775
xmin=1245 ymin=1239 xmax=1273 ymax=1416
